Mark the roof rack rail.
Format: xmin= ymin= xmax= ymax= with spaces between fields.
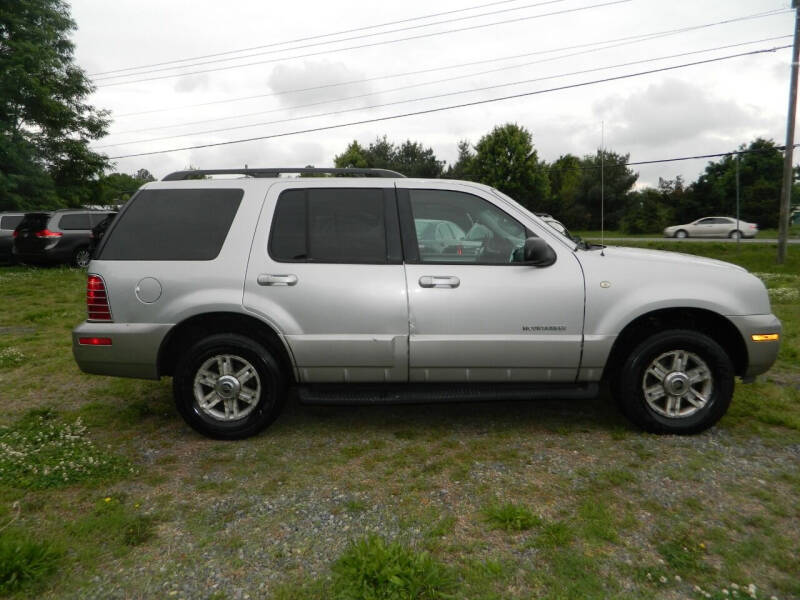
xmin=161 ymin=167 xmax=405 ymax=181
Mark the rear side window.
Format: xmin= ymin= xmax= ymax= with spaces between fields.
xmin=58 ymin=213 xmax=92 ymax=230
xmin=0 ymin=215 xmax=23 ymax=230
xmin=16 ymin=213 xmax=50 ymax=231
xmin=99 ymin=189 xmax=243 ymax=260
xmin=270 ymin=188 xmax=391 ymax=263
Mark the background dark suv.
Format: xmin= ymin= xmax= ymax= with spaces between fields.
xmin=13 ymin=209 xmax=114 ymax=267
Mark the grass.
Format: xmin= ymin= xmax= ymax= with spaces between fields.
xmin=0 ymin=531 xmax=59 ymax=595
xmin=0 ymin=245 xmax=797 ymax=598
xmin=482 ymin=502 xmax=541 ymax=532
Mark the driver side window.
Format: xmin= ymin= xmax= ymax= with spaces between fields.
xmin=409 ymin=189 xmax=529 ymax=264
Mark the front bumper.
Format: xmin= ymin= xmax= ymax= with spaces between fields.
xmin=72 ymin=322 xmax=173 ymax=380
xmin=727 ymin=314 xmax=782 ymax=378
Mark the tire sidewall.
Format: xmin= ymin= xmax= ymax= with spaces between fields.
xmin=74 ymin=247 xmax=91 ymax=268
xmin=173 ymin=334 xmax=286 ymax=439
xmin=618 ymin=330 xmax=734 ymax=434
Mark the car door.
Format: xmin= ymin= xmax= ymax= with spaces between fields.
xmin=690 ymin=218 xmax=716 ymax=237
xmin=243 ymin=182 xmax=409 ymax=383
xmin=397 ymin=182 xmax=585 ymax=383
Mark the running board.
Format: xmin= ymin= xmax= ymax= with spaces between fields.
xmin=296 ymin=382 xmax=599 ymax=405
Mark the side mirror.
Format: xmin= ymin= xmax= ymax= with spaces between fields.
xmin=523 ymin=237 xmax=556 ymax=267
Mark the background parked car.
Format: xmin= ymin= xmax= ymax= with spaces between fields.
xmin=0 ymin=212 xmax=24 ymax=263
xmin=663 ymin=217 xmax=758 ymax=239
xmin=13 ymin=209 xmax=114 ymax=267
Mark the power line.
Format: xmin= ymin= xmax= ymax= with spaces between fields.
xmin=109 ymin=8 xmax=791 ymax=120
xmin=106 ymin=45 xmax=789 ymax=160
xmin=91 ymin=0 xmax=565 ymax=79
xmin=96 ymin=39 xmax=791 ymax=149
xmin=94 ymin=0 xmax=632 ymax=87
xmin=104 ymin=34 xmax=791 ymax=140
xmin=89 ymin=0 xmax=531 ymax=77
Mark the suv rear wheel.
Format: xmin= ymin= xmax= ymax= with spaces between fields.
xmin=173 ymin=334 xmax=287 ymax=439
xmin=614 ymin=329 xmax=734 ymax=434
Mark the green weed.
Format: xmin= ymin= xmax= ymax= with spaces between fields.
xmin=483 ymin=502 xmax=541 ymax=532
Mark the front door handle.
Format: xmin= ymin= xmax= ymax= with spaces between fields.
xmin=419 ymin=275 xmax=460 ymax=288
xmin=257 ymin=274 xmax=298 ymax=286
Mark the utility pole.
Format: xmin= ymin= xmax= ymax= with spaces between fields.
xmin=778 ymin=1 xmax=800 ymax=264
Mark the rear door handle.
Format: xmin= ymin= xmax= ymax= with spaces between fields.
xmin=419 ymin=275 xmax=460 ymax=288
xmin=257 ymin=274 xmax=298 ymax=286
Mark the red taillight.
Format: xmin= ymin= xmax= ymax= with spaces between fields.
xmin=87 ymin=275 xmax=112 ymax=321
xmin=78 ymin=337 xmax=112 ymax=346
xmin=12 ymin=231 xmax=18 ymax=238
xmin=35 ymin=229 xmax=62 ymax=238
xmin=750 ymin=224 xmax=757 ymax=229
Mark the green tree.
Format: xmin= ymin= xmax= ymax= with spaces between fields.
xmin=0 ymin=0 xmax=109 ymax=210
xmin=469 ymin=123 xmax=549 ymax=211
xmin=685 ymin=138 xmax=787 ymax=228
xmin=334 ymin=137 xmax=444 ymax=177
xmin=444 ymin=140 xmax=476 ymax=180
xmin=546 ymin=153 xmax=586 ymax=223
xmin=576 ymin=150 xmax=638 ymax=230
xmin=95 ymin=169 xmax=155 ymax=206
xmin=620 ymin=187 xmax=673 ymax=233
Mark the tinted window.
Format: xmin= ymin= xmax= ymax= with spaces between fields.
xmin=16 ymin=213 xmax=50 ymax=231
xmin=0 ymin=215 xmax=23 ymax=230
xmin=696 ymin=218 xmax=714 ymax=225
xmin=99 ymin=189 xmax=243 ymax=260
xmin=270 ymin=188 xmax=388 ymax=263
xmin=90 ymin=212 xmax=113 ymax=226
xmin=58 ymin=213 xmax=93 ymax=230
xmin=409 ymin=189 xmax=528 ymax=264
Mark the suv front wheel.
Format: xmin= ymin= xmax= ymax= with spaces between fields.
xmin=173 ymin=334 xmax=287 ymax=439
xmin=615 ymin=330 xmax=734 ymax=434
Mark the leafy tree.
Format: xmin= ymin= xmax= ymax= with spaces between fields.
xmin=546 ymin=154 xmax=587 ymax=224
xmin=620 ymin=187 xmax=673 ymax=233
xmin=685 ymin=138 xmax=788 ymax=228
xmin=576 ymin=150 xmax=638 ymax=230
xmin=0 ymin=0 xmax=109 ymax=210
xmin=444 ymin=140 xmax=476 ymax=180
xmin=469 ymin=123 xmax=549 ymax=211
xmin=334 ymin=137 xmax=444 ymax=177
xmin=95 ymin=169 xmax=155 ymax=206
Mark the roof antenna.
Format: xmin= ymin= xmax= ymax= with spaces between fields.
xmin=600 ymin=120 xmax=605 ymax=256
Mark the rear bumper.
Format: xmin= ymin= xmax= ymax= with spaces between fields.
xmin=727 ymin=314 xmax=782 ymax=377
xmin=72 ymin=322 xmax=172 ymax=380
xmin=13 ymin=246 xmax=72 ymax=264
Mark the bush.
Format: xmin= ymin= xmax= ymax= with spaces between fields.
xmin=332 ymin=535 xmax=456 ymax=600
xmin=482 ymin=502 xmax=541 ymax=532
xmin=0 ymin=532 xmax=59 ymax=594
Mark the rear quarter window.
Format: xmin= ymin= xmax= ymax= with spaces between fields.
xmin=58 ymin=213 xmax=93 ymax=230
xmin=0 ymin=215 xmax=23 ymax=230
xmin=98 ymin=189 xmax=243 ymax=260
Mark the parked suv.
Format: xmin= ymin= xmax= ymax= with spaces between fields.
xmin=72 ymin=168 xmax=781 ymax=439
xmin=0 ymin=212 xmax=25 ymax=263
xmin=13 ymin=209 xmax=114 ymax=267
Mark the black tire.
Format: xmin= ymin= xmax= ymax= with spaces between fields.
xmin=728 ymin=230 xmax=743 ymax=240
xmin=73 ymin=246 xmax=91 ymax=268
xmin=674 ymin=230 xmax=688 ymax=239
xmin=173 ymin=333 xmax=287 ymax=439
xmin=614 ymin=330 xmax=734 ymax=434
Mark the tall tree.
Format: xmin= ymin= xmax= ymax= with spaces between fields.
xmin=444 ymin=140 xmax=476 ymax=180
xmin=95 ymin=169 xmax=156 ymax=206
xmin=577 ymin=150 xmax=638 ymax=230
xmin=469 ymin=123 xmax=549 ymax=211
xmin=686 ymin=138 xmax=788 ymax=228
xmin=334 ymin=137 xmax=444 ymax=177
xmin=0 ymin=0 xmax=109 ymax=210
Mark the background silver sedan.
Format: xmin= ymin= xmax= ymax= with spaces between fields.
xmin=663 ymin=217 xmax=758 ymax=239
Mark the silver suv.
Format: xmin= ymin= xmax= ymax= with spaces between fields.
xmin=72 ymin=168 xmax=781 ymax=439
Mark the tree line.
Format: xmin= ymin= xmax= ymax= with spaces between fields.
xmin=334 ymin=124 xmax=795 ymax=232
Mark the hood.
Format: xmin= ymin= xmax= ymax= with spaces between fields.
xmin=599 ymin=245 xmax=746 ymax=272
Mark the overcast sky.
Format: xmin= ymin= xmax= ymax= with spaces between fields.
xmin=70 ymin=0 xmax=797 ymax=188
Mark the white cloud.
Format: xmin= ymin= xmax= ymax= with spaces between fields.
xmin=266 ymin=60 xmax=374 ymax=110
